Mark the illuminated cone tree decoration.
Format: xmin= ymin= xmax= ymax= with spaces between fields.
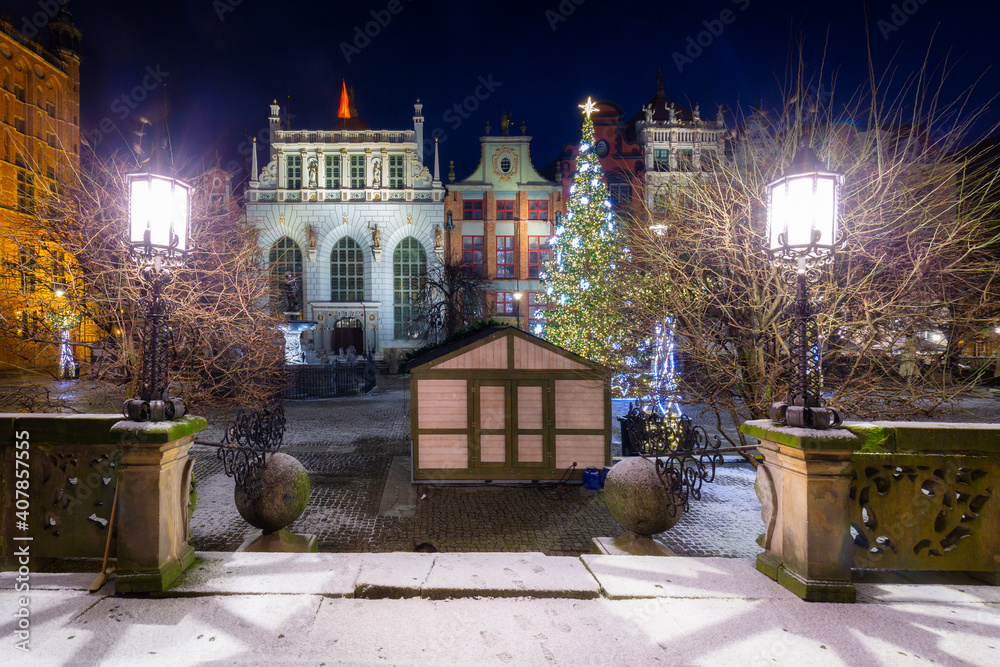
xmin=542 ymin=98 xmax=623 ymax=368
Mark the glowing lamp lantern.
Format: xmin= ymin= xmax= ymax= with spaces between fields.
xmin=764 ymin=140 xmax=845 ymax=430
xmin=766 ymin=143 xmax=842 ymax=270
xmin=122 ymin=171 xmax=192 ymax=422
xmin=128 ymin=173 xmax=192 ymax=261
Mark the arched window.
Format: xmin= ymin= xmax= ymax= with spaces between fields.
xmin=269 ymin=237 xmax=303 ymax=312
xmin=393 ymin=237 xmax=426 ymax=339
xmin=330 ymin=237 xmax=364 ymax=302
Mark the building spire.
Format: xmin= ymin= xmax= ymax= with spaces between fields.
xmin=432 ymin=137 xmax=442 ymax=188
xmin=250 ymin=137 xmax=259 ymax=185
xmin=338 ymin=80 xmax=351 ymax=119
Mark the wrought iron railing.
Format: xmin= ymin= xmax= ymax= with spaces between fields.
xmin=281 ymin=361 xmax=377 ymax=399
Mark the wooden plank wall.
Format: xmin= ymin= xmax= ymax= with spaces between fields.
xmin=513 ymin=337 xmax=588 ymax=371
xmin=479 ymin=385 xmax=506 ymax=429
xmin=555 ymin=434 xmax=605 ymax=469
xmin=436 ymin=338 xmax=508 ymax=369
xmin=517 ymin=434 xmax=544 ymax=463
xmin=517 ymin=386 xmax=543 ymax=429
xmin=417 ymin=379 xmax=467 ymax=429
xmin=480 ymin=434 xmax=506 ymax=463
xmin=554 ymin=380 xmax=604 ymax=429
xmin=419 ymin=434 xmax=468 ymax=468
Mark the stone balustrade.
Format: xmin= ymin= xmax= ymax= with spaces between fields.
xmin=741 ymin=419 xmax=1000 ymax=602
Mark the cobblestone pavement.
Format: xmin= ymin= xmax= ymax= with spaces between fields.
xmin=190 ymin=375 xmax=625 ymax=557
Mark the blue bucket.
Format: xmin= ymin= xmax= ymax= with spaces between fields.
xmin=583 ymin=466 xmax=601 ymax=490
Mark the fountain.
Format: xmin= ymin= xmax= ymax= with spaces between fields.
xmin=276 ymin=272 xmax=375 ymax=398
xmin=278 ymin=317 xmax=318 ymax=364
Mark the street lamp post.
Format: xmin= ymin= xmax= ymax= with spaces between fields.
xmin=122 ymin=172 xmax=192 ymax=422
xmin=513 ymin=289 xmax=522 ymax=330
xmin=766 ymin=139 xmax=844 ymax=430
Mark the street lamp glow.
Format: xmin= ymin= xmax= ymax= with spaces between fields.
xmin=128 ymin=172 xmax=192 ymax=260
xmin=765 ymin=139 xmax=845 ymax=430
xmin=767 ymin=143 xmax=842 ymax=269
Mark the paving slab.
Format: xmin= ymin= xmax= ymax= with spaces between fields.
xmin=422 ymin=552 xmax=601 ymax=599
xmin=169 ymin=551 xmax=361 ymax=596
xmin=580 ymin=555 xmax=793 ymax=600
xmin=856 ymin=582 xmax=1000 ymax=605
xmin=302 ymin=597 xmax=668 ymax=665
xmin=354 ymin=552 xmax=437 ymax=599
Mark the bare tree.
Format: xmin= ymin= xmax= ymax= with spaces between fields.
xmin=606 ymin=58 xmax=1000 ymax=447
xmin=409 ymin=257 xmax=494 ymax=341
xmin=0 ymin=152 xmax=285 ymax=415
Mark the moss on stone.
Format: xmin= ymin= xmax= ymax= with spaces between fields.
xmin=844 ymin=424 xmax=895 ymax=453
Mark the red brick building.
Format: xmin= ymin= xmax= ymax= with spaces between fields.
xmin=444 ymin=113 xmax=564 ymax=332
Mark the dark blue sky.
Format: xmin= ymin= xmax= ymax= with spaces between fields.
xmin=8 ymin=0 xmax=1000 ymax=179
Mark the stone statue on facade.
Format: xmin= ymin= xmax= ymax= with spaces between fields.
xmin=372 ymin=158 xmax=382 ymax=189
xmin=283 ymin=272 xmax=300 ymax=313
xmin=668 ymin=103 xmax=676 ymax=123
xmin=371 ymin=223 xmax=381 ymax=249
xmin=307 ymin=158 xmax=318 ymax=188
xmin=435 ymin=224 xmax=442 ymax=249
xmin=643 ymin=103 xmax=652 ymax=124
xmin=693 ymin=103 xmax=701 ymax=122
xmin=307 ymin=224 xmax=316 ymax=249
xmin=500 ymin=108 xmax=510 ymax=136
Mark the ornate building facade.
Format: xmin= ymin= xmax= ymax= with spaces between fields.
xmin=553 ymin=71 xmax=726 ymax=211
xmin=444 ymin=113 xmax=563 ymax=333
xmin=246 ymin=94 xmax=445 ymax=359
xmin=0 ymin=9 xmax=83 ymax=375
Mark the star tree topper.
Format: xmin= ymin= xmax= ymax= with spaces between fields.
xmin=579 ymin=97 xmax=598 ymax=117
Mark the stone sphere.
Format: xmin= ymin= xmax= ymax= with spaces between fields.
xmin=235 ymin=452 xmax=311 ymax=533
xmin=604 ymin=457 xmax=683 ymax=536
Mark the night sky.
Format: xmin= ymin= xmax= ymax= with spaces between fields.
xmin=7 ymin=0 xmax=1000 ymax=180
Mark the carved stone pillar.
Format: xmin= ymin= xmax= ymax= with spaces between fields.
xmin=111 ymin=416 xmax=207 ymax=594
xmin=742 ymin=419 xmax=859 ymax=602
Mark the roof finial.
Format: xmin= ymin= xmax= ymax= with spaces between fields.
xmin=338 ymin=80 xmax=351 ymax=119
xmin=250 ymin=137 xmax=259 ymax=185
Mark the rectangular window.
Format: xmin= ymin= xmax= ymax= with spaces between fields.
xmin=14 ymin=85 xmax=23 ymax=102
xmin=14 ymin=116 xmax=24 ymax=133
xmin=496 ymin=235 xmax=515 ymax=279
xmin=528 ymin=292 xmax=548 ymax=329
xmin=609 ymin=183 xmax=630 ymax=210
xmin=528 ymin=200 xmax=549 ymax=220
xmin=527 ymin=236 xmax=551 ymax=280
xmin=17 ymin=168 xmax=34 ymax=214
xmin=654 ymin=148 xmax=669 ymax=170
xmin=676 ymin=149 xmax=694 ymax=171
xmin=46 ymin=132 xmax=56 ymax=148
xmin=286 ymin=154 xmax=301 ymax=189
xmin=46 ymin=100 xmax=55 ymax=117
xmin=462 ymin=235 xmax=484 ymax=277
xmin=325 ymin=155 xmax=340 ymax=189
xmin=19 ymin=248 xmax=37 ymax=292
xmin=495 ymin=291 xmax=515 ymax=315
xmin=463 ymin=199 xmax=482 ymax=220
xmin=496 ymin=199 xmax=514 ymax=220
xmin=51 ymin=249 xmax=66 ymax=289
xmin=388 ymin=154 xmax=403 ymax=188
xmin=350 ymin=155 xmax=365 ymax=188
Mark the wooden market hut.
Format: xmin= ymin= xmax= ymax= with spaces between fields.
xmin=406 ymin=326 xmax=611 ymax=482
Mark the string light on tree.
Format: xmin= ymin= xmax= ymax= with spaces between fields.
xmin=541 ymin=97 xmax=623 ymax=369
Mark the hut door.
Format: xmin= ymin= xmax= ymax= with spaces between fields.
xmin=472 ymin=380 xmax=510 ymax=470
xmin=513 ymin=381 xmax=551 ymax=469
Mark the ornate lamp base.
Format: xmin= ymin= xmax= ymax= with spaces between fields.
xmin=770 ymin=401 xmax=842 ymax=430
xmin=123 ymin=397 xmax=187 ymax=422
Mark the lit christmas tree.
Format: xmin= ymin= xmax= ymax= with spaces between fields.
xmin=541 ymin=98 xmax=623 ymax=369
